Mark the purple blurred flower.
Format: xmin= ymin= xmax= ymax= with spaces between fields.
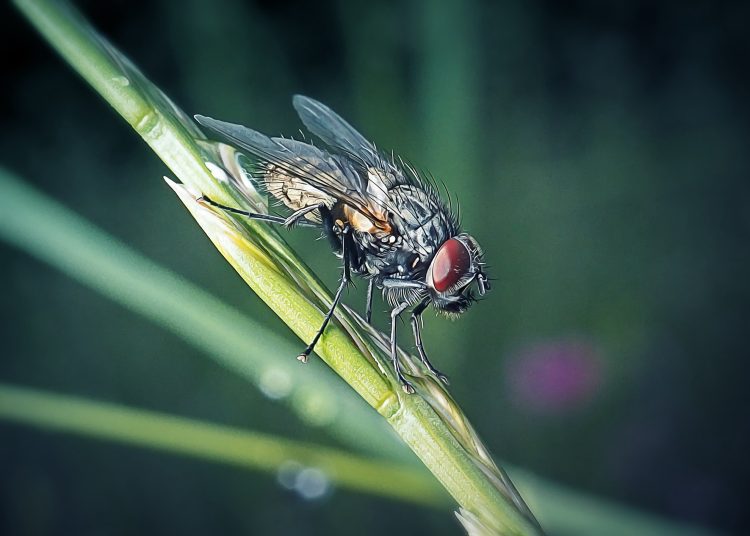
xmin=505 ymin=338 xmax=603 ymax=414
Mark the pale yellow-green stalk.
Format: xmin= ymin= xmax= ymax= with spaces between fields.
xmin=13 ymin=0 xmax=542 ymax=533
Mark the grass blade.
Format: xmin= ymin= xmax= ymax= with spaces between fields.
xmin=0 ymin=383 xmax=445 ymax=507
xmin=13 ymin=0 xmax=542 ymax=531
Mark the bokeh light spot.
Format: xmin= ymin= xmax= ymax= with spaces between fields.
xmin=505 ymin=338 xmax=604 ymax=414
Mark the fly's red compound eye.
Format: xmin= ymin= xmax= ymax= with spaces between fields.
xmin=429 ymin=238 xmax=471 ymax=293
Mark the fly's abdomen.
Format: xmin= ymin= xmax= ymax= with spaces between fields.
xmin=263 ymin=163 xmax=336 ymax=222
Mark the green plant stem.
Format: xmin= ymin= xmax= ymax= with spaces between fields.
xmin=0 ymin=383 xmax=444 ymax=507
xmin=11 ymin=0 xmax=216 ymax=200
xmin=14 ymin=1 xmax=541 ymax=532
xmin=168 ymin=183 xmax=539 ymax=535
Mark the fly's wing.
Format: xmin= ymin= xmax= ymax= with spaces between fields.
xmin=292 ymin=96 xmax=412 ymax=225
xmin=292 ymin=95 xmax=380 ymax=168
xmin=194 ymin=115 xmax=387 ymax=225
xmin=292 ymin=97 xmax=455 ymax=242
xmin=196 ymin=139 xmax=269 ymax=213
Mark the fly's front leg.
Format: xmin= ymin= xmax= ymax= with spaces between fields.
xmin=411 ymin=299 xmax=449 ymax=385
xmin=297 ymin=225 xmax=351 ymax=363
xmin=390 ymin=301 xmax=414 ymax=394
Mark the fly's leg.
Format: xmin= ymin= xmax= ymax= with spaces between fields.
xmin=283 ymin=203 xmax=326 ymax=227
xmin=198 ymin=195 xmax=318 ymax=227
xmin=411 ymin=299 xmax=449 ymax=385
xmin=284 ymin=203 xmax=344 ymax=253
xmin=390 ymin=301 xmax=414 ymax=394
xmin=297 ymin=225 xmax=352 ymax=363
xmin=200 ymin=195 xmax=351 ymax=363
xmin=200 ymin=196 xmax=342 ymax=252
xmin=364 ymin=279 xmax=374 ymax=324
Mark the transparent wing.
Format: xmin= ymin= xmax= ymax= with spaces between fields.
xmin=292 ymin=95 xmax=380 ymax=168
xmin=194 ymin=114 xmax=386 ymax=223
xmin=293 ymin=97 xmax=453 ymax=239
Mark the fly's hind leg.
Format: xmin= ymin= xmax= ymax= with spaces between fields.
xmin=364 ymin=279 xmax=374 ymax=324
xmin=297 ymin=224 xmax=352 ymax=363
xmin=198 ymin=195 xmax=317 ymax=228
xmin=201 ymin=196 xmax=350 ymax=364
xmin=411 ymin=299 xmax=449 ymax=385
xmin=390 ymin=302 xmax=415 ymax=394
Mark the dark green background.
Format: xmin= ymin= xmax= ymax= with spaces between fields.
xmin=1 ymin=0 xmax=748 ymax=534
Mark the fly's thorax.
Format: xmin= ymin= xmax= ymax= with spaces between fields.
xmin=387 ymin=184 xmax=455 ymax=264
xmin=348 ymin=178 xmax=455 ymax=283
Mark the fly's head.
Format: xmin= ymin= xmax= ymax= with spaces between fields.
xmin=425 ymin=233 xmax=490 ymax=316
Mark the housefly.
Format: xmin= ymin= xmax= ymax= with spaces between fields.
xmin=194 ymin=96 xmax=489 ymax=393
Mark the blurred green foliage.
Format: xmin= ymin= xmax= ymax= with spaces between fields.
xmin=1 ymin=0 xmax=748 ymax=534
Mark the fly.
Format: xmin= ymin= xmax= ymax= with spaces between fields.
xmin=194 ymin=96 xmax=490 ymax=393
